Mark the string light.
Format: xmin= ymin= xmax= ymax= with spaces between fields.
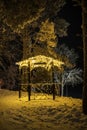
xmin=16 ymin=55 xmax=64 ymax=71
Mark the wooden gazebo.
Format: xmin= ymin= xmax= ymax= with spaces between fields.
xmin=16 ymin=55 xmax=64 ymax=100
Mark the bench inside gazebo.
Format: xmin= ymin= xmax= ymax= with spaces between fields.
xmin=16 ymin=55 xmax=64 ymax=101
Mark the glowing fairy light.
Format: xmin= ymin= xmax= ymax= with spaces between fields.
xmin=16 ymin=55 xmax=64 ymax=71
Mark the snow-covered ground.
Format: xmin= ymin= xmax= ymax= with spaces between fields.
xmin=0 ymin=89 xmax=87 ymax=130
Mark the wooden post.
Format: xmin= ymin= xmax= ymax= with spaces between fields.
xmin=51 ymin=61 xmax=55 ymax=100
xmin=19 ymin=68 xmax=21 ymax=98
xmin=28 ymin=84 xmax=31 ymax=101
xmin=28 ymin=62 xmax=31 ymax=101
xmin=59 ymin=84 xmax=61 ymax=96
xmin=19 ymin=85 xmax=21 ymax=98
xmin=53 ymin=84 xmax=55 ymax=100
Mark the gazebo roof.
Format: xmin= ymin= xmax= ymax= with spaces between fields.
xmin=16 ymin=55 xmax=64 ymax=71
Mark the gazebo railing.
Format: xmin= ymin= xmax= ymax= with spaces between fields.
xmin=18 ymin=82 xmax=61 ymax=101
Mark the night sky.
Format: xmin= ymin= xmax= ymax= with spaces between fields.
xmin=58 ymin=1 xmax=83 ymax=98
xmin=59 ymin=0 xmax=83 ymax=69
xmin=59 ymin=0 xmax=82 ymax=47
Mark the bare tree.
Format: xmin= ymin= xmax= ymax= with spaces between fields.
xmin=54 ymin=44 xmax=83 ymax=96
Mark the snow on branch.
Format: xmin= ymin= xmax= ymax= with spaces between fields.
xmin=63 ymin=68 xmax=83 ymax=87
xmin=55 ymin=44 xmax=78 ymax=65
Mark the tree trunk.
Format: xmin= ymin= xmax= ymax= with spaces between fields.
xmin=82 ymin=0 xmax=87 ymax=114
xmin=61 ymin=84 xmax=64 ymax=96
xmin=61 ymin=77 xmax=64 ymax=96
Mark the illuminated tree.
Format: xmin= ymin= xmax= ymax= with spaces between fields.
xmin=55 ymin=44 xmax=78 ymax=65
xmin=36 ymin=19 xmax=57 ymax=56
xmin=0 ymin=0 xmax=66 ymax=31
xmin=0 ymin=0 xmax=70 ymax=90
xmin=36 ymin=19 xmax=69 ymax=57
xmin=0 ymin=0 xmax=69 ymax=59
xmin=54 ymin=44 xmax=82 ymax=96
xmin=61 ymin=68 xmax=82 ymax=96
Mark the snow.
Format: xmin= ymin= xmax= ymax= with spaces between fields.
xmin=0 ymin=89 xmax=87 ymax=130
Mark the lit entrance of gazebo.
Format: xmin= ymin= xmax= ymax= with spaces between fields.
xmin=16 ymin=55 xmax=64 ymax=101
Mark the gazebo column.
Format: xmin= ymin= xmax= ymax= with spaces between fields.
xmin=51 ymin=61 xmax=55 ymax=100
xmin=53 ymin=84 xmax=55 ymax=100
xmin=19 ymin=67 xmax=22 ymax=98
xmin=27 ymin=62 xmax=31 ymax=101
xmin=27 ymin=84 xmax=31 ymax=101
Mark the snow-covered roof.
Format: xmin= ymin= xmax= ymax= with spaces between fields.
xmin=16 ymin=55 xmax=64 ymax=71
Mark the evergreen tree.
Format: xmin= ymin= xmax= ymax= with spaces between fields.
xmin=0 ymin=21 xmax=22 ymax=89
xmin=0 ymin=0 xmax=70 ymax=90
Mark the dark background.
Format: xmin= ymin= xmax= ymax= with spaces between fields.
xmin=59 ymin=0 xmax=83 ymax=98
